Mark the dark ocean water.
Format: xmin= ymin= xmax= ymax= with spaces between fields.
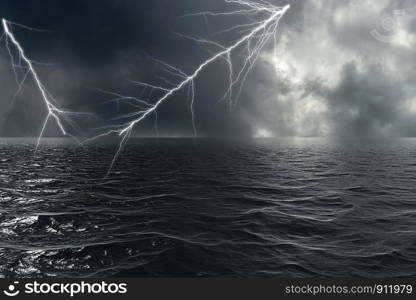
xmin=1 ymin=137 xmax=416 ymax=278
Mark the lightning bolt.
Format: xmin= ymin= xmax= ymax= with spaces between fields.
xmin=1 ymin=0 xmax=290 ymax=176
xmin=1 ymin=18 xmax=88 ymax=149
xmin=87 ymin=0 xmax=290 ymax=176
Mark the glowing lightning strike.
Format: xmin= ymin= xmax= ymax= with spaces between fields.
xmin=87 ymin=0 xmax=290 ymax=175
xmin=1 ymin=1 xmax=289 ymax=176
xmin=1 ymin=18 xmax=86 ymax=149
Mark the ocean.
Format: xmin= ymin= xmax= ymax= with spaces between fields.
xmin=1 ymin=137 xmax=416 ymax=277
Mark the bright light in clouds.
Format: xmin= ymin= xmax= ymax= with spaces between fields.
xmin=252 ymin=0 xmax=416 ymax=138
xmin=254 ymin=128 xmax=274 ymax=138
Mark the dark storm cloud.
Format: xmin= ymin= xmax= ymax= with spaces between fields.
xmin=325 ymin=63 xmax=405 ymax=138
xmin=321 ymin=0 xmax=416 ymax=138
xmin=0 ymin=0 xmax=199 ymax=133
xmin=0 ymin=0 xmax=415 ymax=138
xmin=0 ymin=0 xmax=279 ymax=137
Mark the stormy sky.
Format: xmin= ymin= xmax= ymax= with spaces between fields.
xmin=0 ymin=0 xmax=415 ymax=138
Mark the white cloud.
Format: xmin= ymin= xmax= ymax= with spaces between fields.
xmin=247 ymin=0 xmax=416 ymax=137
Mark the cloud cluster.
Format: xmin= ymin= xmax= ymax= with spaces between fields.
xmin=253 ymin=0 xmax=416 ymax=138
xmin=0 ymin=0 xmax=415 ymax=138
